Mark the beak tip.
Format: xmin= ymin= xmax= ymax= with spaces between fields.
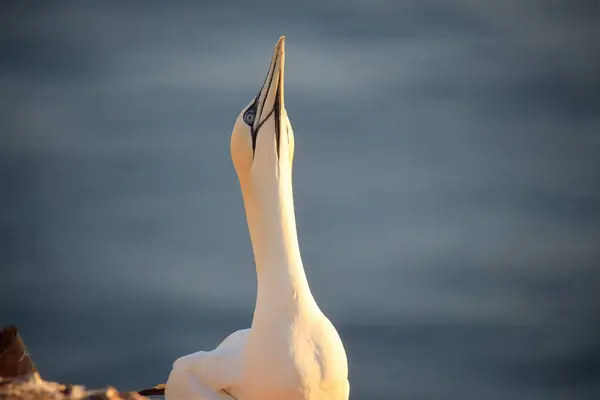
xmin=277 ymin=36 xmax=286 ymax=50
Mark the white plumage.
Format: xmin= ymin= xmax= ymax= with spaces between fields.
xmin=165 ymin=37 xmax=349 ymax=400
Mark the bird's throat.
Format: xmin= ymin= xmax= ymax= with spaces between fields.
xmin=241 ymin=171 xmax=315 ymax=315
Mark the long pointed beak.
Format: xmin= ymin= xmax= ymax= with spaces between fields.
xmin=253 ymin=36 xmax=285 ymax=155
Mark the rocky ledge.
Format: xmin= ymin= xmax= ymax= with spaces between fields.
xmin=0 ymin=374 xmax=146 ymax=400
xmin=1 ymin=325 xmax=155 ymax=400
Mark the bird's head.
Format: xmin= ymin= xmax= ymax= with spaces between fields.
xmin=230 ymin=37 xmax=295 ymax=190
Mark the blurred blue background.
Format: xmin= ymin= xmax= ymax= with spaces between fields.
xmin=1 ymin=1 xmax=599 ymax=399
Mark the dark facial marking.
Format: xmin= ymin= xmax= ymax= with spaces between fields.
xmin=247 ymin=51 xmax=283 ymax=158
xmin=243 ymin=102 xmax=259 ymax=151
xmin=273 ymin=74 xmax=281 ymax=157
xmin=257 ymin=52 xmax=278 ymax=131
xmin=243 ymin=107 xmax=255 ymax=125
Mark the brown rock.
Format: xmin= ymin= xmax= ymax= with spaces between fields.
xmin=0 ymin=326 xmax=153 ymax=400
xmin=0 ymin=374 xmax=148 ymax=400
xmin=0 ymin=326 xmax=37 ymax=379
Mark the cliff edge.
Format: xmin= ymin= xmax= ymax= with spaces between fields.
xmin=0 ymin=325 xmax=152 ymax=400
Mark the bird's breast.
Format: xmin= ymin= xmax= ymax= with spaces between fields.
xmin=241 ymin=319 xmax=319 ymax=396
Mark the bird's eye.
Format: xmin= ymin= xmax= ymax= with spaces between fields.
xmin=243 ymin=108 xmax=255 ymax=125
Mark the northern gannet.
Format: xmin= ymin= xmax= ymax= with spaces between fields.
xmin=140 ymin=37 xmax=349 ymax=400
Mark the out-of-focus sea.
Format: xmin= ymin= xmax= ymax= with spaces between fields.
xmin=1 ymin=2 xmax=599 ymax=399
